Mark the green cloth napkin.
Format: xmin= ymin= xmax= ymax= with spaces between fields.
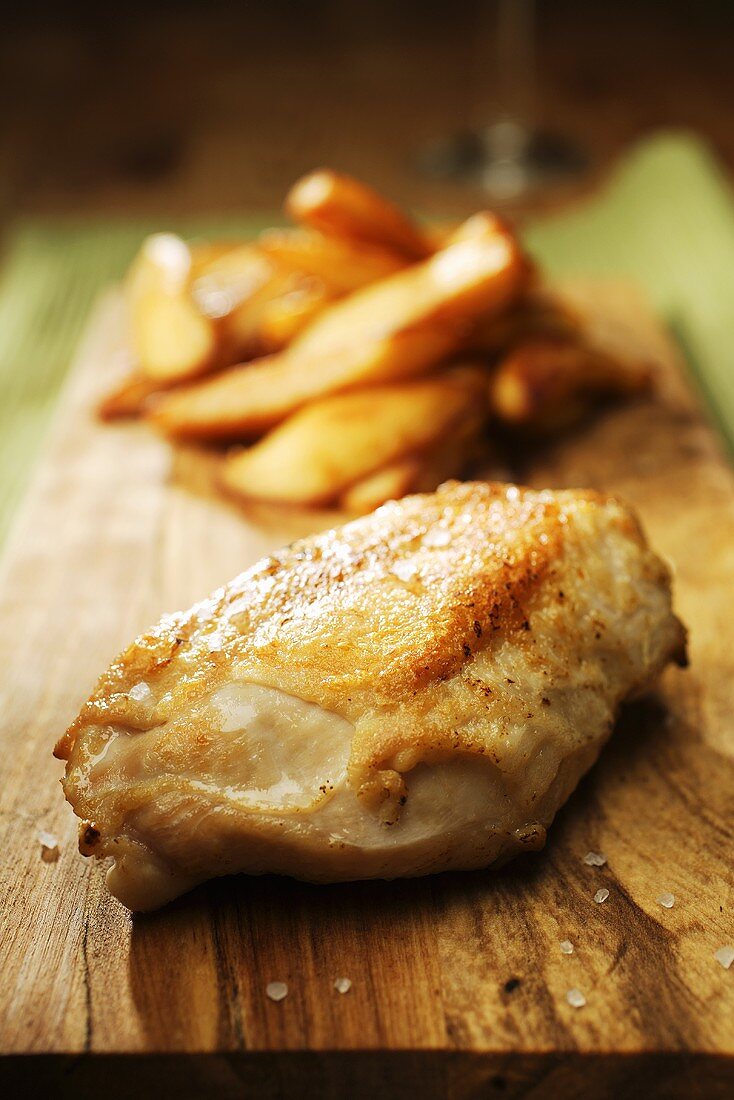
xmin=0 ymin=132 xmax=732 ymax=546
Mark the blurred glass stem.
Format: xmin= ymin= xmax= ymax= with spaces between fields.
xmin=493 ymin=0 xmax=535 ymax=126
xmin=419 ymin=0 xmax=586 ymax=200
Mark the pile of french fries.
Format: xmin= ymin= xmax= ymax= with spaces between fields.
xmin=101 ymin=169 xmax=651 ymax=512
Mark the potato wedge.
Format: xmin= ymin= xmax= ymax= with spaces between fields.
xmin=191 ymin=243 xmax=311 ymax=356
xmin=257 ymin=278 xmax=336 ymax=348
xmin=224 ymin=270 xmax=321 ymax=356
xmin=190 ymin=243 xmax=275 ymax=322
xmin=422 ymin=221 xmax=461 ymax=252
xmin=127 ymin=234 xmax=217 ymax=383
xmin=490 ymin=337 xmax=651 ymax=432
xmin=258 ymin=228 xmax=407 ymax=293
xmin=150 ymin=219 xmax=525 ymax=441
xmin=340 ymin=458 xmax=422 ymax=514
xmin=220 ymin=367 xmax=488 ymax=507
xmin=340 ymin=405 xmax=487 ymax=514
xmin=98 ymin=373 xmax=163 ymax=420
xmin=284 ymin=215 xmax=525 ymax=367
xmin=410 ymin=413 xmax=488 ymax=492
xmin=189 ymin=240 xmax=245 ymax=274
xmin=286 ymin=169 xmax=431 ymax=261
xmin=444 ymin=212 xmax=510 ymax=247
xmin=468 ymin=288 xmax=581 ymax=358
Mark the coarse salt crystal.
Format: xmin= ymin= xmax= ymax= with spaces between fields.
xmin=657 ymin=892 xmax=675 ymax=909
xmin=566 ymin=988 xmax=586 ymax=1008
xmin=594 ymin=888 xmax=610 ymax=904
xmin=129 ymin=681 xmax=152 ymax=703
xmin=583 ymin=851 xmax=607 ymax=867
xmin=714 ymin=946 xmax=734 ymax=970
xmin=266 ymin=981 xmax=288 ymax=1002
xmin=38 ymin=830 xmax=59 ymax=862
xmin=559 ymin=940 xmax=574 ymax=955
xmin=334 ymin=977 xmax=352 ymax=994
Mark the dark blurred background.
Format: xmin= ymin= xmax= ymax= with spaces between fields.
xmin=1 ymin=0 xmax=732 ymax=220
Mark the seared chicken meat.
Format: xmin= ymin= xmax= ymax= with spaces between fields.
xmin=55 ymin=482 xmax=685 ymax=910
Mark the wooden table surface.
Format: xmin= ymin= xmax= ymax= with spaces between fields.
xmin=0 ymin=0 xmax=732 ymax=225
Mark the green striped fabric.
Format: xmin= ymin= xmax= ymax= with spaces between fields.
xmin=0 ymin=132 xmax=732 ymax=545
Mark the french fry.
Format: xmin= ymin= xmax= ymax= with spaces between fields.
xmin=150 ymin=217 xmax=526 ymax=441
xmin=258 ymin=228 xmax=407 ymax=293
xmin=286 ymin=169 xmax=431 ymax=261
xmin=127 ymin=234 xmax=217 ymax=384
xmin=489 ymin=337 xmax=651 ymax=432
xmin=220 ymin=367 xmax=488 ymax=507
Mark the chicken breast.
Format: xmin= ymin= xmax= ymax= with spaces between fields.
xmin=55 ymin=482 xmax=686 ymax=911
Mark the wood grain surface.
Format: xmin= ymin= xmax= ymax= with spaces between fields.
xmin=0 ymin=285 xmax=733 ymax=1098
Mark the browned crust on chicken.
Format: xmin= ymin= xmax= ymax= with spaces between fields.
xmin=57 ymin=481 xmax=686 ymax=829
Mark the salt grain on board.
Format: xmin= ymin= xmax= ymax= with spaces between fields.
xmin=266 ymin=981 xmax=288 ymax=1002
xmin=714 ymin=946 xmax=734 ymax=970
xmin=334 ymin=977 xmax=352 ymax=994
xmin=566 ymin=988 xmax=586 ymax=1008
xmin=38 ymin=830 xmax=59 ymax=863
xmin=583 ymin=851 xmax=607 ymax=867
xmin=559 ymin=940 xmax=574 ymax=955
xmin=594 ymin=888 xmax=609 ymax=904
xmin=657 ymin=892 xmax=675 ymax=909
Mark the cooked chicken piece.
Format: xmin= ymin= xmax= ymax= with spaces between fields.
xmin=55 ymin=482 xmax=685 ymax=911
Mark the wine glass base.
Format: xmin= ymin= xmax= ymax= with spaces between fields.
xmin=418 ymin=121 xmax=588 ymax=201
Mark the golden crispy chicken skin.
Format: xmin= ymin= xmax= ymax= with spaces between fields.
xmin=56 ymin=482 xmax=685 ymax=910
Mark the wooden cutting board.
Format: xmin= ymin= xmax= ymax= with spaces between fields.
xmin=0 ymin=285 xmax=732 ymax=1099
